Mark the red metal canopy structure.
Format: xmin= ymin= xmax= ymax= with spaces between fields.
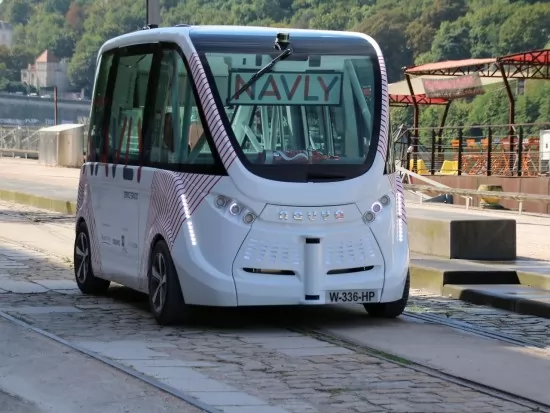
xmin=405 ymin=50 xmax=550 ymax=79
xmin=389 ymin=94 xmax=448 ymax=107
xmin=399 ymin=48 xmax=550 ymax=157
xmin=403 ymin=48 xmax=550 ymax=124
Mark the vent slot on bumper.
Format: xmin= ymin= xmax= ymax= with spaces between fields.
xmin=242 ymin=268 xmax=295 ymax=275
xmin=327 ymin=265 xmax=375 ymax=275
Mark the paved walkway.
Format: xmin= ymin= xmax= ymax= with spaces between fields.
xmin=1 ymin=202 xmax=550 ymax=411
xmin=0 ymin=316 xmax=204 ymax=413
xmin=0 ymin=158 xmax=79 ymax=202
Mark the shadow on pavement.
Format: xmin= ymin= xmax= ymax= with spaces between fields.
xmin=0 ymin=208 xmax=74 ymax=224
xmin=101 ymin=284 xmax=397 ymax=331
xmin=0 ymin=388 xmax=42 ymax=413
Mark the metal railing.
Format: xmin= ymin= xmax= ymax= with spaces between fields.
xmin=401 ymin=122 xmax=550 ymax=177
xmin=0 ymin=124 xmax=89 ymax=159
xmin=405 ymin=182 xmax=550 ymax=215
xmin=0 ymin=126 xmax=41 ymax=158
xmin=397 ymin=165 xmax=474 ymax=208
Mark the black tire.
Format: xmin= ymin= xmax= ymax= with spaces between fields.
xmin=147 ymin=239 xmax=188 ymax=325
xmin=364 ymin=271 xmax=410 ymax=318
xmin=74 ymin=220 xmax=110 ymax=295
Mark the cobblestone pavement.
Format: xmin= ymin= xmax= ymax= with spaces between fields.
xmin=1 ymin=201 xmax=550 ymax=412
xmin=407 ymin=290 xmax=550 ymax=349
xmin=0 ymin=240 xmax=73 ymax=284
xmin=0 ymin=200 xmax=74 ymax=282
xmin=0 ymin=247 xmax=546 ymax=412
xmin=0 ymin=290 xmax=542 ymax=413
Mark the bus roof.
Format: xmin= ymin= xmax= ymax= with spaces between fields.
xmin=188 ymin=25 xmax=366 ymax=39
xmin=99 ymin=25 xmax=370 ymax=53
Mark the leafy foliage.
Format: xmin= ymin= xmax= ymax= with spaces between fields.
xmin=0 ymin=0 xmax=548 ymax=127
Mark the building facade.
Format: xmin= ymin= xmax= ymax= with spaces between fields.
xmin=20 ymin=50 xmax=70 ymax=94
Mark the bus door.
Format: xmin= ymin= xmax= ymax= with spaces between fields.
xmin=93 ymin=48 xmax=155 ymax=286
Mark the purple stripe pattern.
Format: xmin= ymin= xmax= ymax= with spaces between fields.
xmin=376 ymin=52 xmax=390 ymax=162
xmin=139 ymin=170 xmax=221 ymax=278
xmin=76 ymin=166 xmax=103 ymax=275
xmin=188 ymin=53 xmax=237 ymax=170
xmin=395 ymin=174 xmax=407 ymax=225
xmin=387 ymin=173 xmax=397 ymax=195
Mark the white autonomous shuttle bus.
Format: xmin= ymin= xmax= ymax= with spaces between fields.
xmin=73 ymin=24 xmax=410 ymax=325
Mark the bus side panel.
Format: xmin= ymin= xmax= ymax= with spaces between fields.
xmin=88 ymin=164 xmax=143 ymax=289
xmin=138 ymin=173 xmax=245 ymax=306
xmin=76 ymin=163 xmax=105 ymax=278
xmin=356 ymin=172 xmax=409 ymax=303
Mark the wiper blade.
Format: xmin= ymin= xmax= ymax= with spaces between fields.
xmin=226 ymin=48 xmax=292 ymax=105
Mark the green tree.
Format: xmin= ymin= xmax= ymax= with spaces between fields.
xmin=430 ymin=19 xmax=472 ymax=61
xmin=499 ymin=3 xmax=550 ymax=54
xmin=354 ymin=9 xmax=413 ymax=82
xmin=465 ymin=1 xmax=517 ymax=57
xmin=0 ymin=46 xmax=34 ymax=89
xmin=2 ymin=0 xmax=33 ymax=25
xmin=2 ymin=0 xmax=548 ymax=128
xmin=44 ymin=0 xmax=71 ymax=14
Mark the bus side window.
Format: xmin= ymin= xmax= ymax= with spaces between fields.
xmin=88 ymin=52 xmax=115 ymax=162
xmin=105 ymin=47 xmax=154 ymax=164
xmin=146 ymin=47 xmax=216 ymax=168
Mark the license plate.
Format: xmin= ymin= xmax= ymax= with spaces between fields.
xmin=326 ymin=290 xmax=377 ymax=303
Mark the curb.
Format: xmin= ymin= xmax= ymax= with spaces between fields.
xmin=518 ymin=271 xmax=550 ymax=290
xmin=442 ymin=284 xmax=550 ymax=319
xmin=410 ymin=264 xmax=550 ymax=319
xmin=410 ymin=261 xmax=550 ymax=292
xmin=0 ymin=189 xmax=77 ymax=215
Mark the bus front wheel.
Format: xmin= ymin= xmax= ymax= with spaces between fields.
xmin=363 ymin=271 xmax=410 ymax=318
xmin=74 ymin=220 xmax=110 ymax=295
xmin=147 ymin=239 xmax=188 ymax=325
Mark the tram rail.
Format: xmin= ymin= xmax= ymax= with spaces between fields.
xmin=295 ymin=325 xmax=550 ymax=413
xmin=1 ymin=206 xmax=549 ymax=412
xmin=1 ymin=302 xmax=549 ymax=413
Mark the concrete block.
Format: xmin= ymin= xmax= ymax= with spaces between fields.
xmin=220 ymin=407 xmax=292 ymax=413
xmin=188 ymin=391 xmax=267 ymax=406
xmin=164 ymin=378 xmax=236 ymax=392
xmin=0 ymin=280 xmax=48 ymax=294
xmin=408 ymin=209 xmax=516 ymax=260
xmin=240 ymin=336 xmax=333 ymax=348
xmin=0 ymin=306 xmax=81 ymax=314
xmin=125 ymin=359 xmax=217 ymax=368
xmin=32 ymin=280 xmax=78 ymax=290
xmin=277 ymin=347 xmax=353 ymax=357
xmin=132 ymin=366 xmax=206 ymax=381
xmin=74 ymin=340 xmax=170 ymax=360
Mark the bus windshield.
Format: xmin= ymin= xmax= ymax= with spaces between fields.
xmin=191 ymin=30 xmax=382 ymax=182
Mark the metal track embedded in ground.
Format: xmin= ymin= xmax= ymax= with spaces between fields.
xmin=0 ymin=311 xmax=225 ymax=413
xmin=403 ymin=311 xmax=548 ymax=350
xmin=2 ymin=305 xmax=550 ymax=413
xmin=296 ymin=326 xmax=550 ymax=413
